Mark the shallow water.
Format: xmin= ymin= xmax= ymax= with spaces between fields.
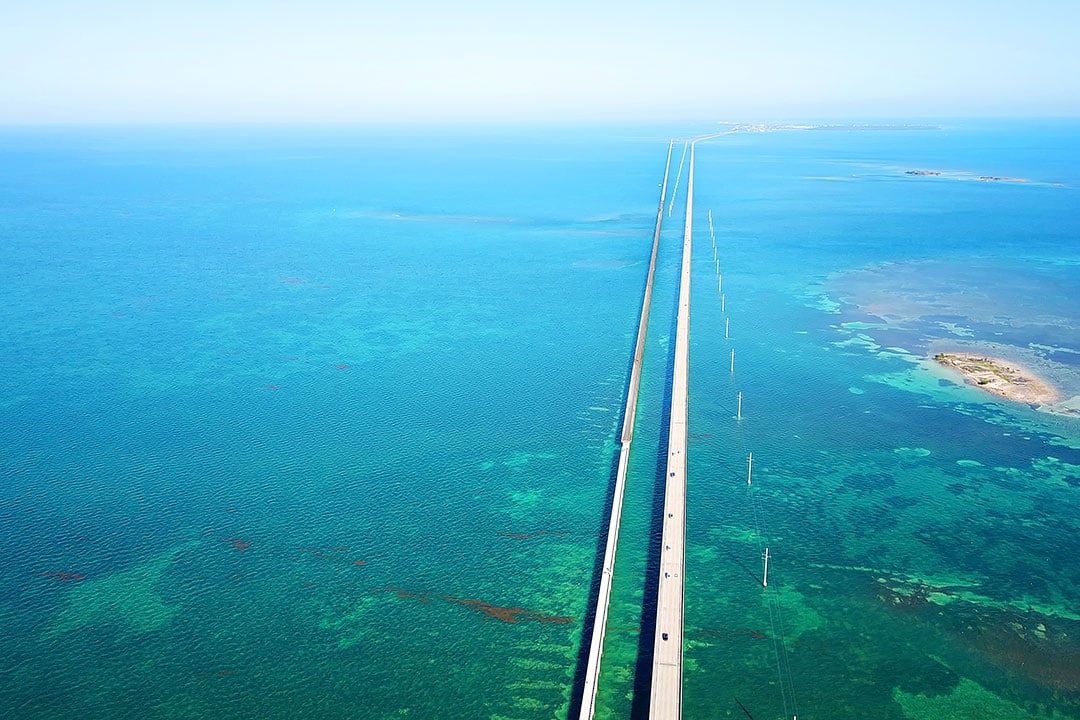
xmin=1 ymin=121 xmax=1078 ymax=719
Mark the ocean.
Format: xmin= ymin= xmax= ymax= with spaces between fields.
xmin=1 ymin=121 xmax=1077 ymax=719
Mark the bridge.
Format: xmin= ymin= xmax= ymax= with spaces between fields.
xmin=578 ymin=132 xmax=726 ymax=720
xmin=648 ymin=138 xmax=695 ymax=720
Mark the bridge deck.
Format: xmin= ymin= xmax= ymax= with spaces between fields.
xmin=649 ymin=141 xmax=694 ymax=720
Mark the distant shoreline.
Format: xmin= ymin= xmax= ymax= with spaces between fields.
xmin=933 ymin=352 xmax=1059 ymax=406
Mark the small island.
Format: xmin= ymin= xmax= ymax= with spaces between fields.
xmin=905 ymin=170 xmax=1050 ymax=184
xmin=933 ymin=352 xmax=1058 ymax=406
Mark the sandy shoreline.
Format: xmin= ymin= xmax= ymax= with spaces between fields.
xmin=933 ymin=352 xmax=1059 ymax=406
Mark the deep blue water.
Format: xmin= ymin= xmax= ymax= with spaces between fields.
xmin=1 ymin=121 xmax=1078 ymax=720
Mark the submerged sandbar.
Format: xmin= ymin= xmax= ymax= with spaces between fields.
xmin=934 ymin=352 xmax=1059 ymax=406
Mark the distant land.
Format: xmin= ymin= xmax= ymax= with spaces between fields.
xmin=715 ymin=122 xmax=940 ymax=133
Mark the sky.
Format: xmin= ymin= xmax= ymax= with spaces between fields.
xmin=2 ymin=0 xmax=1079 ymax=123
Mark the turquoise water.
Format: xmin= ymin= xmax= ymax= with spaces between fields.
xmin=1 ymin=122 xmax=1078 ymax=719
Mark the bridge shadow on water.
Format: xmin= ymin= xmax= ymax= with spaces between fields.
xmin=568 ymin=199 xmax=682 ymax=720
xmin=628 ymin=252 xmax=679 ymax=720
xmin=566 ymin=401 xmax=625 ymax=720
xmin=566 ymin=230 xmax=656 ymax=720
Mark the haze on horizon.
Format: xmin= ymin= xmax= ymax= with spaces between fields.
xmin=3 ymin=0 xmax=1079 ymax=124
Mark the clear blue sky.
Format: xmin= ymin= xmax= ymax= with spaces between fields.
xmin=3 ymin=0 xmax=1078 ymax=123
